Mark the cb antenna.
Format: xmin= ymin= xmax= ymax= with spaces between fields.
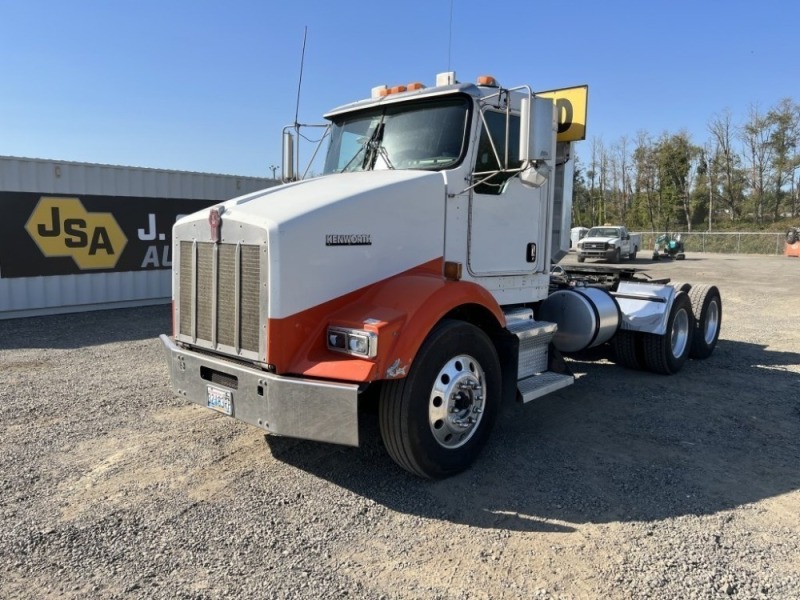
xmin=447 ymin=0 xmax=454 ymax=71
xmin=294 ymin=26 xmax=308 ymax=129
xmin=283 ymin=26 xmax=308 ymax=182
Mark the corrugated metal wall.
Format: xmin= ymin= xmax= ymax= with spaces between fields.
xmin=0 ymin=156 xmax=274 ymax=319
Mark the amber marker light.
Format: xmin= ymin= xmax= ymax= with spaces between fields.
xmin=444 ymin=261 xmax=463 ymax=281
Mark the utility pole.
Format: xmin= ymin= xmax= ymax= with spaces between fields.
xmin=269 ymin=164 xmax=279 ymax=180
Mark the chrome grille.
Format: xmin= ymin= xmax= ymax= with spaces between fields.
xmin=178 ymin=241 xmax=263 ymax=355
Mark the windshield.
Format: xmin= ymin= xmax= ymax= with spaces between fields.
xmin=322 ymin=97 xmax=471 ymax=174
xmin=587 ymin=227 xmax=621 ymax=238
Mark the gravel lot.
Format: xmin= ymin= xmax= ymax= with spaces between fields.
xmin=1 ymin=253 xmax=799 ymax=599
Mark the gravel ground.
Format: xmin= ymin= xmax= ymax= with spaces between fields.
xmin=1 ymin=253 xmax=799 ymax=600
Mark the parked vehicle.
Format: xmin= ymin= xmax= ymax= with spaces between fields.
xmin=653 ymin=233 xmax=686 ymax=260
xmin=575 ymin=226 xmax=640 ymax=263
xmin=160 ymin=73 xmax=721 ymax=478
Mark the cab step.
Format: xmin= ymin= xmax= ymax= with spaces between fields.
xmin=504 ymin=311 xmax=575 ymax=403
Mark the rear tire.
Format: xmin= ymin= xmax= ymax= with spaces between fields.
xmin=688 ymin=284 xmax=722 ymax=359
xmin=641 ymin=291 xmax=694 ymax=374
xmin=379 ymin=320 xmax=501 ymax=479
xmin=670 ymin=281 xmax=691 ymax=294
xmin=612 ymin=330 xmax=644 ymax=370
xmin=629 ymin=246 xmax=638 ymax=260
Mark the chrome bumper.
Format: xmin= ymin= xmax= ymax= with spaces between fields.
xmin=159 ymin=335 xmax=360 ymax=447
xmin=579 ymin=249 xmax=616 ymax=260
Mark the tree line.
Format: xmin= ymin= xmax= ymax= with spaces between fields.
xmin=572 ymin=98 xmax=800 ymax=232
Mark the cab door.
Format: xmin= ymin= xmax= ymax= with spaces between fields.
xmin=467 ymin=110 xmax=545 ymax=275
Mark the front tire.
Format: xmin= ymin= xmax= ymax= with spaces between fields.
xmin=379 ymin=320 xmax=501 ymax=479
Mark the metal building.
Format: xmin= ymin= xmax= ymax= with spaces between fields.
xmin=0 ymin=156 xmax=274 ymax=319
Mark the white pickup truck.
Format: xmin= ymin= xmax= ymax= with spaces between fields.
xmin=575 ymin=226 xmax=640 ymax=263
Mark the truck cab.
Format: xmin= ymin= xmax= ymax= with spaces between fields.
xmin=160 ymin=73 xmax=720 ymax=479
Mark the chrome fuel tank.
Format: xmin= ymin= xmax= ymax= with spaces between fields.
xmin=537 ymin=287 xmax=621 ymax=353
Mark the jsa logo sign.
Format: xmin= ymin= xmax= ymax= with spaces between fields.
xmin=24 ymin=197 xmax=128 ymax=269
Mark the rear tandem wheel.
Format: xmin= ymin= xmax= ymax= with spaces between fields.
xmin=687 ymin=284 xmax=722 ymax=359
xmin=641 ymin=291 xmax=694 ymax=375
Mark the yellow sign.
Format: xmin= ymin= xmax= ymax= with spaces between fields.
xmin=537 ymin=85 xmax=588 ymax=142
xmin=24 ymin=197 xmax=128 ymax=269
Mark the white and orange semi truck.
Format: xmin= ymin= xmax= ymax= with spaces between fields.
xmin=160 ymin=72 xmax=722 ymax=478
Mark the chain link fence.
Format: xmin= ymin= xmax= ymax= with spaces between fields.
xmin=635 ymin=232 xmax=790 ymax=255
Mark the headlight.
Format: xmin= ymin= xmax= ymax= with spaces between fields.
xmin=327 ymin=327 xmax=378 ymax=359
xmin=606 ymin=242 xmax=615 ymax=249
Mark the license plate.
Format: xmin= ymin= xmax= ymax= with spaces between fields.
xmin=206 ymin=385 xmax=233 ymax=415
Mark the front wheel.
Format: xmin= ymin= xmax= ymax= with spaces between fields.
xmin=379 ymin=320 xmax=501 ymax=479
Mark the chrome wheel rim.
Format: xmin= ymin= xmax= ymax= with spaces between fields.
xmin=428 ymin=354 xmax=486 ymax=449
xmin=671 ymin=308 xmax=690 ymax=358
xmin=704 ymin=300 xmax=720 ymax=345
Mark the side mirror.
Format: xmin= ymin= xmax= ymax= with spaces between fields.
xmin=519 ymin=96 xmax=556 ymax=163
xmin=282 ymin=131 xmax=295 ymax=182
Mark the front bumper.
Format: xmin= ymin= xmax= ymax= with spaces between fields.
xmin=578 ymin=248 xmax=617 ymax=260
xmin=160 ymin=335 xmax=360 ymax=447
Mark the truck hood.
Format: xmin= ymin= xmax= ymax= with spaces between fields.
xmin=174 ymin=170 xmax=448 ymax=319
xmin=208 ymin=170 xmax=444 ymax=227
xmin=580 ymin=236 xmax=620 ymax=244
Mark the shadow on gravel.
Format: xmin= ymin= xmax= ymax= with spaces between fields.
xmin=269 ymin=339 xmax=800 ymax=532
xmin=0 ymin=305 xmax=171 ymax=350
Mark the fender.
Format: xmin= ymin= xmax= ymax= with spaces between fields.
xmin=269 ymin=259 xmax=505 ymax=382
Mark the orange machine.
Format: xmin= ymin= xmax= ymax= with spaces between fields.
xmin=786 ymin=228 xmax=800 ymax=257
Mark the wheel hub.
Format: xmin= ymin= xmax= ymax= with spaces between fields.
xmin=428 ymin=355 xmax=486 ymax=449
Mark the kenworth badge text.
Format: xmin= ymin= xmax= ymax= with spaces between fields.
xmin=160 ymin=73 xmax=721 ymax=478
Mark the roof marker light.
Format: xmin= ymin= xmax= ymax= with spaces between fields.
xmin=477 ymin=75 xmax=498 ymax=87
xmin=372 ymin=85 xmax=389 ymax=98
xmin=389 ymin=85 xmax=407 ymax=95
xmin=407 ymin=82 xmax=425 ymax=91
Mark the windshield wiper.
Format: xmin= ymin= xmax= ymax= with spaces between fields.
xmin=339 ymin=138 xmax=370 ymax=173
xmin=362 ymin=122 xmax=385 ymax=170
xmin=338 ymin=117 xmax=394 ymax=172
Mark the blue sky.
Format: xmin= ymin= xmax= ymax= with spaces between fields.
xmin=1 ymin=1 xmax=798 ymax=178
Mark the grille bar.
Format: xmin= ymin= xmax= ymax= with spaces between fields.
xmin=234 ymin=242 xmax=241 ymax=353
xmin=178 ymin=240 xmax=262 ymax=356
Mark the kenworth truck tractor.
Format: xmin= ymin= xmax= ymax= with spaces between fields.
xmin=160 ymin=72 xmax=722 ymax=479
